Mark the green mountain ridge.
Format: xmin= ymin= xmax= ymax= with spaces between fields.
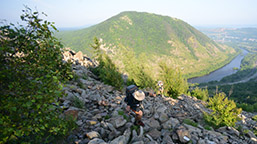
xmin=56 ymin=11 xmax=237 ymax=78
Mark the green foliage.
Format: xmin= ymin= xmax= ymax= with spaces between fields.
xmin=56 ymin=11 xmax=237 ymax=79
xmin=204 ymin=125 xmax=213 ymax=131
xmin=253 ymin=115 xmax=257 ymax=121
xmin=118 ymin=110 xmax=129 ymax=121
xmin=90 ymin=37 xmax=124 ymax=90
xmin=159 ymin=62 xmax=188 ymax=98
xmin=121 ymin=48 xmax=155 ymax=89
xmin=204 ymin=93 xmax=242 ymax=128
xmin=191 ymin=87 xmax=209 ymax=101
xmin=71 ymin=96 xmax=84 ymax=109
xmin=183 ymin=119 xmax=198 ymax=127
xmin=202 ymin=53 xmax=257 ymax=112
xmin=236 ymin=103 xmax=257 ymax=113
xmin=0 ymin=7 xmax=74 ymax=143
xmin=207 ymin=80 xmax=257 ymax=112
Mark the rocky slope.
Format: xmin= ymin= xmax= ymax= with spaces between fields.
xmin=60 ymin=50 xmax=257 ymax=144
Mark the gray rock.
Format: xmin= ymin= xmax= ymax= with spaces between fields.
xmin=246 ymin=130 xmax=257 ymax=142
xmin=197 ymin=138 xmax=205 ymax=144
xmin=109 ymin=135 xmax=126 ymax=144
xmin=86 ymin=131 xmax=100 ymax=139
xmin=156 ymin=105 xmax=167 ymax=113
xmin=162 ymin=134 xmax=174 ymax=144
xmin=79 ymin=139 xmax=90 ymax=144
xmin=108 ymin=130 xmax=121 ymax=140
xmin=146 ymin=134 xmax=154 ymax=141
xmin=110 ymin=128 xmax=131 ymax=144
xmin=132 ymin=141 xmax=144 ymax=144
xmin=145 ymin=117 xmax=161 ymax=130
xmin=106 ymin=122 xmax=116 ymax=132
xmin=184 ymin=124 xmax=202 ymax=135
xmin=88 ymin=138 xmax=107 ymax=144
xmin=159 ymin=112 xmax=168 ymax=123
xmin=227 ymin=126 xmax=240 ymax=137
xmin=205 ymin=130 xmax=228 ymax=143
xmin=146 ymin=141 xmax=158 ymax=144
xmin=76 ymin=120 xmax=83 ymax=126
xmin=147 ymin=129 xmax=161 ymax=140
xmin=162 ymin=117 xmax=180 ymax=130
xmin=154 ymin=112 xmax=159 ymax=119
xmin=206 ymin=139 xmax=216 ymax=144
xmin=176 ymin=125 xmax=191 ymax=143
xmin=112 ymin=116 xmax=127 ymax=128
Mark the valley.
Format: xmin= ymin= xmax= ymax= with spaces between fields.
xmin=195 ymin=28 xmax=257 ymax=112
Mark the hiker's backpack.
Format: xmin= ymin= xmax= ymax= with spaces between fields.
xmin=124 ymin=85 xmax=138 ymax=103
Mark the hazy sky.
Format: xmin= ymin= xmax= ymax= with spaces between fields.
xmin=1 ymin=0 xmax=257 ymax=28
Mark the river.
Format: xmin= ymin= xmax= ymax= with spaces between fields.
xmin=188 ymin=49 xmax=249 ymax=84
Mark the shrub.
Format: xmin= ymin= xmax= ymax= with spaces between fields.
xmin=204 ymin=93 xmax=242 ymax=128
xmin=191 ymin=87 xmax=209 ymax=101
xmin=183 ymin=119 xmax=198 ymax=127
xmin=204 ymin=125 xmax=213 ymax=130
xmin=159 ymin=62 xmax=188 ymax=98
xmin=90 ymin=37 xmax=124 ymax=90
xmin=0 ymin=7 xmax=74 ymax=143
xmin=253 ymin=115 xmax=257 ymax=121
xmin=121 ymin=49 xmax=155 ymax=89
xmin=71 ymin=96 xmax=84 ymax=109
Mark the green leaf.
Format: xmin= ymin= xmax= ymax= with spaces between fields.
xmin=26 ymin=101 xmax=32 ymax=107
xmin=11 ymin=107 xmax=17 ymax=111
xmin=53 ymin=76 xmax=57 ymax=80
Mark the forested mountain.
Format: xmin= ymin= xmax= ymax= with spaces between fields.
xmin=56 ymin=11 xmax=237 ymax=78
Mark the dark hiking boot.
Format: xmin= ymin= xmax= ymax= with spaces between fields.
xmin=134 ymin=120 xmax=145 ymax=127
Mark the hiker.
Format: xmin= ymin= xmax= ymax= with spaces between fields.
xmin=124 ymin=85 xmax=156 ymax=126
xmin=157 ymin=81 xmax=164 ymax=96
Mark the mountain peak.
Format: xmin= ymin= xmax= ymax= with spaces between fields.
xmin=56 ymin=11 xmax=237 ymax=78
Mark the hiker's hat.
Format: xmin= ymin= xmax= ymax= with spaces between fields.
xmin=133 ymin=90 xmax=145 ymax=101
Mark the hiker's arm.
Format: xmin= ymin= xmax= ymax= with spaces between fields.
xmin=149 ymin=92 xmax=156 ymax=97
xmin=147 ymin=91 xmax=156 ymax=97
xmin=126 ymin=105 xmax=130 ymax=112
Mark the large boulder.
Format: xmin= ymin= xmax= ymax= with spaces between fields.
xmin=162 ymin=117 xmax=180 ymax=129
xmin=175 ymin=125 xmax=191 ymax=143
xmin=145 ymin=117 xmax=161 ymax=130
xmin=146 ymin=129 xmax=161 ymax=140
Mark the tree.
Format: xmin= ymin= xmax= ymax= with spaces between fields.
xmin=121 ymin=48 xmax=155 ymax=89
xmin=204 ymin=93 xmax=242 ymax=128
xmin=90 ymin=37 xmax=124 ymax=90
xmin=191 ymin=87 xmax=209 ymax=101
xmin=159 ymin=62 xmax=188 ymax=98
xmin=0 ymin=7 xmax=74 ymax=143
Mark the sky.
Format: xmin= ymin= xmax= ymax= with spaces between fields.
xmin=1 ymin=0 xmax=257 ymax=28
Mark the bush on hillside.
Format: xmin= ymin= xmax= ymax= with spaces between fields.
xmin=191 ymin=87 xmax=209 ymax=101
xmin=90 ymin=37 xmax=124 ymax=90
xmin=204 ymin=93 xmax=242 ymax=128
xmin=159 ymin=62 xmax=188 ymax=98
xmin=119 ymin=47 xmax=155 ymax=89
xmin=0 ymin=7 xmax=75 ymax=143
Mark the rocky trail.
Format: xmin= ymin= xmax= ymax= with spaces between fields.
xmin=60 ymin=50 xmax=257 ymax=144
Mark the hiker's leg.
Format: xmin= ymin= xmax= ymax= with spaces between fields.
xmin=135 ymin=110 xmax=143 ymax=121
